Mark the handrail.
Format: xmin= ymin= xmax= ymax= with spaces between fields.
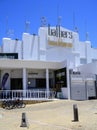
xmin=0 ymin=90 xmax=55 ymax=100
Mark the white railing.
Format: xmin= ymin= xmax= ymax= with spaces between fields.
xmin=0 ymin=90 xmax=56 ymax=100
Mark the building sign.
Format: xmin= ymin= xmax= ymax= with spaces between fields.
xmin=48 ymin=25 xmax=73 ymax=39
xmin=0 ymin=53 xmax=18 ymax=59
xmin=48 ymin=38 xmax=72 ymax=48
xmin=48 ymin=25 xmax=73 ymax=48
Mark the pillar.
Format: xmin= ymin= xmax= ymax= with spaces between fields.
xmin=66 ymin=66 xmax=71 ymax=100
xmin=46 ymin=68 xmax=49 ymax=98
xmin=23 ymin=68 xmax=27 ymax=97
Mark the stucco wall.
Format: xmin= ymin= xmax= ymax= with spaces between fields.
xmin=22 ymin=33 xmax=39 ymax=60
xmin=1 ymin=26 xmax=97 ymax=68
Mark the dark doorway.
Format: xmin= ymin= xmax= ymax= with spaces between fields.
xmin=36 ymin=79 xmax=46 ymax=88
xmin=54 ymin=67 xmax=67 ymax=92
xmin=11 ymin=78 xmax=23 ymax=90
xmin=36 ymin=78 xmax=52 ymax=89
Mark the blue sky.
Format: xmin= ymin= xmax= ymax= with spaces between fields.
xmin=0 ymin=0 xmax=97 ymax=47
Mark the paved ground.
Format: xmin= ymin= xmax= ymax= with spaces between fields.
xmin=0 ymin=99 xmax=97 ymax=130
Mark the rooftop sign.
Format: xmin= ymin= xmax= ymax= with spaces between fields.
xmin=48 ymin=25 xmax=73 ymax=39
xmin=48 ymin=25 xmax=73 ymax=48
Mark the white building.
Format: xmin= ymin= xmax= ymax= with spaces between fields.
xmin=0 ymin=25 xmax=97 ymax=100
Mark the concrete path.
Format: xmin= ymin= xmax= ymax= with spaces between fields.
xmin=0 ymin=99 xmax=97 ymax=130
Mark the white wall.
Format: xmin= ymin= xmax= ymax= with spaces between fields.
xmin=46 ymin=47 xmax=75 ymax=69
xmin=85 ymin=41 xmax=92 ymax=63
xmin=79 ymin=42 xmax=86 ymax=58
xmin=2 ymin=38 xmax=22 ymax=59
xmin=61 ymin=88 xmax=68 ymax=98
xmin=10 ymin=39 xmax=22 ymax=59
xmin=74 ymin=53 xmax=80 ymax=67
xmin=91 ymin=48 xmax=97 ymax=60
xmin=38 ymin=27 xmax=47 ymax=50
xmin=38 ymin=27 xmax=48 ymax=60
xmin=78 ymin=62 xmax=97 ymax=74
xmin=2 ymin=38 xmax=11 ymax=52
xmin=79 ymin=41 xmax=97 ymax=64
xmin=72 ymin=32 xmax=80 ymax=52
xmin=22 ymin=33 xmax=39 ymax=60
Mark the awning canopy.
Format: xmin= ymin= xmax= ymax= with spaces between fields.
xmin=0 ymin=59 xmax=66 ymax=69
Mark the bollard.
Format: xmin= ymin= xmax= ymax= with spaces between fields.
xmin=72 ymin=104 xmax=79 ymax=122
xmin=20 ymin=112 xmax=27 ymax=127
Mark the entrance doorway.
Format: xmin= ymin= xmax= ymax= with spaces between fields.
xmin=54 ymin=68 xmax=67 ymax=91
xmin=11 ymin=78 xmax=23 ymax=90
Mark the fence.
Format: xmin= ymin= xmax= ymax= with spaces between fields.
xmin=0 ymin=90 xmax=55 ymax=100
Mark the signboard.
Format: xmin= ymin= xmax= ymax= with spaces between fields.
xmin=48 ymin=25 xmax=73 ymax=38
xmin=48 ymin=38 xmax=73 ymax=48
xmin=48 ymin=25 xmax=73 ymax=48
xmin=0 ymin=53 xmax=18 ymax=59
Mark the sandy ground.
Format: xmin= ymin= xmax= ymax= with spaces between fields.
xmin=0 ymin=99 xmax=97 ymax=130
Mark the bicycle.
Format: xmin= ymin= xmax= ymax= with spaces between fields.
xmin=2 ymin=98 xmax=26 ymax=109
xmin=2 ymin=99 xmax=13 ymax=110
xmin=12 ymin=98 xmax=26 ymax=109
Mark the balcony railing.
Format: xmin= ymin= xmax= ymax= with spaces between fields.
xmin=0 ymin=90 xmax=56 ymax=100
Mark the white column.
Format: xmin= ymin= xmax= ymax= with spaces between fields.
xmin=66 ymin=66 xmax=71 ymax=100
xmin=46 ymin=68 xmax=49 ymax=98
xmin=23 ymin=68 xmax=27 ymax=98
xmin=38 ymin=36 xmax=40 ymax=60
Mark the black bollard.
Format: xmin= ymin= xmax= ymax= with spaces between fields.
xmin=20 ymin=112 xmax=27 ymax=127
xmin=72 ymin=104 xmax=79 ymax=122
